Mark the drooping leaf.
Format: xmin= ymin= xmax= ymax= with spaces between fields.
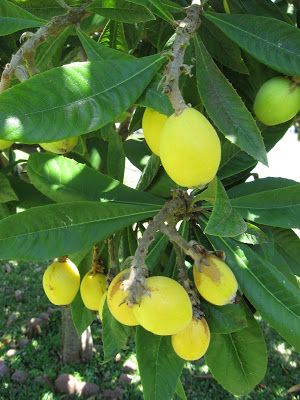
xmin=137 ymin=154 xmax=161 ymax=191
xmin=102 ymin=300 xmax=131 ymax=361
xmin=194 ymin=35 xmax=267 ymax=165
xmin=127 ymin=0 xmax=179 ymax=23
xmin=205 ymin=12 xmax=300 ymax=76
xmin=137 ymin=76 xmax=173 ymax=116
xmin=99 ymin=20 xmax=129 ymax=52
xmin=0 ymin=55 xmax=165 ymax=143
xmin=101 ymin=125 xmax=126 ymax=182
xmin=88 ymin=0 xmax=155 ymax=23
xmin=198 ymin=177 xmax=247 ymax=237
xmin=136 ymin=327 xmax=184 ymax=400
xmin=0 ymin=0 xmax=45 ymax=36
xmin=175 ymin=379 xmax=187 ymax=400
xmin=8 ymin=175 xmax=51 ymax=208
xmin=206 ymin=303 xmax=267 ymax=395
xmin=229 ymin=177 xmax=300 ymax=229
xmin=0 ymin=201 xmax=161 ymax=260
xmin=207 ymin=235 xmax=300 ymax=352
xmin=0 ymin=173 xmax=18 ymax=203
xmin=233 ymin=223 xmax=269 ymax=245
xmin=201 ymin=302 xmax=248 ymax=334
xmin=27 ymin=153 xmax=163 ymax=205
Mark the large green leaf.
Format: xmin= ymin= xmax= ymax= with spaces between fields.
xmin=0 ymin=0 xmax=45 ymax=36
xmin=229 ymin=178 xmax=300 ymax=229
xmin=137 ymin=76 xmax=173 ymax=116
xmin=205 ymin=12 xmax=300 ymax=76
xmin=0 ymin=201 xmax=160 ymax=260
xmin=136 ymin=327 xmax=184 ymax=400
xmin=206 ymin=304 xmax=267 ymax=395
xmin=0 ymin=55 xmax=165 ymax=143
xmin=88 ymin=0 xmax=155 ymax=23
xmin=102 ymin=300 xmax=131 ymax=361
xmin=27 ymin=153 xmax=163 ymax=205
xmin=198 ymin=177 xmax=247 ymax=237
xmin=208 ymin=235 xmax=300 ymax=352
xmin=194 ymin=35 xmax=267 ymax=165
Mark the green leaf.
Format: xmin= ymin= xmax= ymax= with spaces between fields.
xmin=229 ymin=178 xmax=300 ymax=229
xmin=27 ymin=153 xmax=163 ymax=206
xmin=0 ymin=55 xmax=165 ymax=143
xmin=146 ymin=232 xmax=169 ymax=272
xmin=233 ymin=223 xmax=269 ymax=245
xmin=137 ymin=77 xmax=173 ymax=116
xmin=147 ymin=168 xmax=178 ymax=199
xmin=198 ymin=177 xmax=247 ymax=237
xmin=137 ymin=154 xmax=161 ymax=191
xmin=206 ymin=303 xmax=267 ymax=395
xmin=202 ymin=302 xmax=248 ymax=334
xmin=194 ymin=35 xmax=267 ymax=165
xmin=102 ymin=300 xmax=131 ymax=361
xmin=205 ymin=12 xmax=300 ymax=76
xmin=127 ymin=0 xmax=177 ymax=23
xmin=208 ymin=235 xmax=300 ymax=352
xmin=0 ymin=201 xmax=161 ymax=260
xmin=0 ymin=0 xmax=45 ymax=36
xmin=88 ymin=0 xmax=155 ymax=23
xmin=99 ymin=20 xmax=128 ymax=52
xmin=175 ymin=379 xmax=187 ymax=400
xmin=70 ymin=249 xmax=95 ymax=335
xmin=101 ymin=125 xmax=125 ymax=182
xmin=136 ymin=327 xmax=184 ymax=400
xmin=8 ymin=175 xmax=51 ymax=208
xmin=77 ymin=28 xmax=131 ymax=61
xmin=0 ymin=173 xmax=18 ymax=203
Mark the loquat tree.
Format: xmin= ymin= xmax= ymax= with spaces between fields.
xmin=0 ymin=0 xmax=299 ymax=398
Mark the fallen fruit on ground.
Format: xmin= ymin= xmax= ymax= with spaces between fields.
xmin=159 ymin=107 xmax=221 ymax=187
xmin=253 ymin=77 xmax=300 ymax=126
xmin=80 ymin=271 xmax=106 ymax=311
xmin=39 ymin=136 xmax=78 ymax=154
xmin=142 ymin=107 xmax=168 ymax=156
xmin=171 ymin=317 xmax=211 ymax=361
xmin=193 ymin=255 xmax=238 ymax=306
xmin=133 ymin=276 xmax=192 ymax=335
xmin=107 ymin=269 xmax=139 ymax=326
xmin=0 ymin=139 xmax=13 ymax=151
xmin=43 ymin=258 xmax=80 ymax=305
xmin=98 ymin=292 xmax=107 ymax=321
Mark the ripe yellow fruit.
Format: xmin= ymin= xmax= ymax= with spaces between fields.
xmin=39 ymin=136 xmax=78 ymax=154
xmin=254 ymin=77 xmax=300 ymax=126
xmin=193 ymin=255 xmax=238 ymax=306
xmin=0 ymin=139 xmax=13 ymax=151
xmin=142 ymin=108 xmax=168 ymax=156
xmin=107 ymin=269 xmax=139 ymax=326
xmin=98 ymin=292 xmax=107 ymax=321
xmin=171 ymin=318 xmax=210 ymax=361
xmin=133 ymin=276 xmax=192 ymax=335
xmin=159 ymin=108 xmax=221 ymax=187
xmin=43 ymin=258 xmax=80 ymax=305
xmin=80 ymin=271 xmax=106 ymax=311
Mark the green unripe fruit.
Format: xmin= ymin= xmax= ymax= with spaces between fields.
xmin=39 ymin=136 xmax=78 ymax=154
xmin=253 ymin=77 xmax=300 ymax=126
xmin=0 ymin=139 xmax=13 ymax=151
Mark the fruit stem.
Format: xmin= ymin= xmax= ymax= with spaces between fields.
xmin=58 ymin=255 xmax=68 ymax=263
xmin=162 ymin=0 xmax=202 ymax=114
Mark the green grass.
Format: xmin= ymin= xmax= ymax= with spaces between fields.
xmin=0 ymin=261 xmax=299 ymax=400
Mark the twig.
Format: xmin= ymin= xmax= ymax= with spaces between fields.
xmin=0 ymin=1 xmax=91 ymax=92
xmin=162 ymin=0 xmax=202 ymax=113
xmin=106 ymin=237 xmax=118 ymax=287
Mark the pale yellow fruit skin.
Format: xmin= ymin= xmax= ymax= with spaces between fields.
xmin=80 ymin=272 xmax=106 ymax=311
xmin=43 ymin=259 xmax=80 ymax=305
xmin=39 ymin=136 xmax=78 ymax=154
xmin=133 ymin=276 xmax=192 ymax=335
xmin=107 ymin=269 xmax=139 ymax=326
xmin=98 ymin=292 xmax=107 ymax=321
xmin=142 ymin=108 xmax=168 ymax=156
xmin=193 ymin=255 xmax=238 ymax=306
xmin=159 ymin=108 xmax=221 ymax=187
xmin=171 ymin=318 xmax=210 ymax=361
xmin=0 ymin=139 xmax=13 ymax=151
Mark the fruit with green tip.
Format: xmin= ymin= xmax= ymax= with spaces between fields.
xmin=43 ymin=258 xmax=80 ymax=305
xmin=159 ymin=108 xmax=221 ymax=187
xmin=80 ymin=271 xmax=106 ymax=311
xmin=142 ymin=108 xmax=168 ymax=156
xmin=193 ymin=255 xmax=238 ymax=306
xmin=171 ymin=317 xmax=210 ymax=361
xmin=39 ymin=136 xmax=78 ymax=154
xmin=253 ymin=77 xmax=300 ymax=126
xmin=133 ymin=276 xmax=192 ymax=335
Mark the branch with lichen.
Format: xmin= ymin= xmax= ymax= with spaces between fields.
xmin=162 ymin=0 xmax=202 ymax=113
xmin=0 ymin=1 xmax=91 ymax=92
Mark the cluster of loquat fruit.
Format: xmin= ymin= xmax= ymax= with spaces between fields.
xmin=43 ymin=254 xmax=238 ymax=361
